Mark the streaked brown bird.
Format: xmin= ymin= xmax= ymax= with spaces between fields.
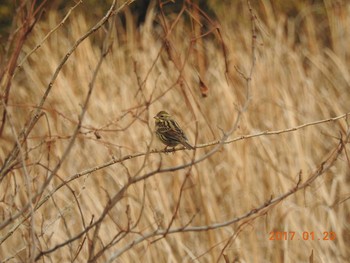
xmin=154 ymin=111 xmax=194 ymax=150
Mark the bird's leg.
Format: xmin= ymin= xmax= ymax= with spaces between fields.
xmin=164 ymin=146 xmax=170 ymax=154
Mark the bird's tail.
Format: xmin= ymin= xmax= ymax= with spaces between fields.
xmin=182 ymin=140 xmax=195 ymax=150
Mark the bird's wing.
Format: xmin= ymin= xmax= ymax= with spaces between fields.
xmin=169 ymin=120 xmax=189 ymax=141
xmin=156 ymin=120 xmax=188 ymax=142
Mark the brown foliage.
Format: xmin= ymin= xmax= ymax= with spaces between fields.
xmin=0 ymin=0 xmax=349 ymax=262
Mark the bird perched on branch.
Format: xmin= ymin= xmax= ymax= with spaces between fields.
xmin=154 ymin=111 xmax=194 ymax=150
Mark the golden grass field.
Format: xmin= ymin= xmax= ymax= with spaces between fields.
xmin=0 ymin=1 xmax=349 ymax=262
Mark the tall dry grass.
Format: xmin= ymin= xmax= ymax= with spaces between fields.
xmin=0 ymin=1 xmax=349 ymax=262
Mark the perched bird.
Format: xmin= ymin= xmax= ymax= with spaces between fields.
xmin=154 ymin=111 xmax=194 ymax=150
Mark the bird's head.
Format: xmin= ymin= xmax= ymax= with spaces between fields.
xmin=154 ymin=111 xmax=171 ymax=121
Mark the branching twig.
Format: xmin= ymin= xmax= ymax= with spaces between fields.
xmin=0 ymin=0 xmax=125 ymax=180
xmin=106 ymin=127 xmax=349 ymax=261
xmin=14 ymin=1 xmax=83 ymax=75
xmin=0 ymin=0 xmax=120 ymax=234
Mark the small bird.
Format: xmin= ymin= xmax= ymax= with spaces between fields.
xmin=154 ymin=111 xmax=194 ymax=150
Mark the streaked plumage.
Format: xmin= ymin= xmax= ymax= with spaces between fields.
xmin=154 ymin=111 xmax=194 ymax=150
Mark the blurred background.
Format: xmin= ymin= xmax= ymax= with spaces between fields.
xmin=0 ymin=0 xmax=349 ymax=262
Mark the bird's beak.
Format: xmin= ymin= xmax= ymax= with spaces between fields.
xmin=154 ymin=116 xmax=158 ymax=120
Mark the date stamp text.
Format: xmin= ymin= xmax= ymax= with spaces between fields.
xmin=269 ymin=231 xmax=336 ymax=241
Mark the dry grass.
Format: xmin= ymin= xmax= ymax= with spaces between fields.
xmin=0 ymin=1 xmax=349 ymax=262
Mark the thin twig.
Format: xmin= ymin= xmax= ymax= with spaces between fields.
xmin=107 ymin=128 xmax=349 ymax=260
